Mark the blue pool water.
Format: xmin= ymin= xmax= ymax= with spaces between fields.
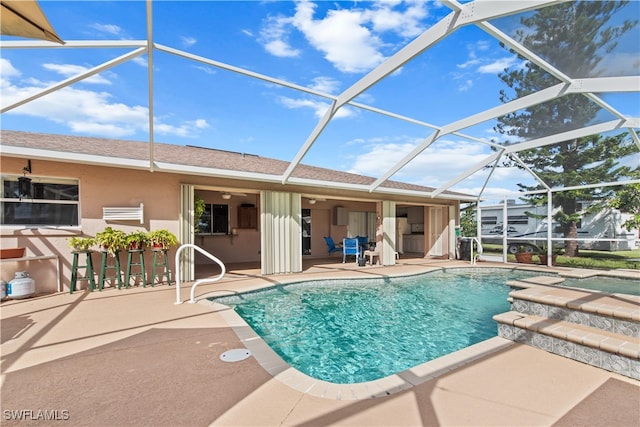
xmin=214 ymin=269 xmax=541 ymax=384
xmin=561 ymin=277 xmax=640 ymax=296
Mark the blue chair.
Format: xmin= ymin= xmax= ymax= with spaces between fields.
xmin=323 ymin=236 xmax=342 ymax=256
xmin=356 ymin=236 xmax=368 ymax=252
xmin=342 ymin=238 xmax=361 ymax=263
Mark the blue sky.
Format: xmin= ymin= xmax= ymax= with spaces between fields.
xmin=1 ymin=1 xmax=638 ymax=200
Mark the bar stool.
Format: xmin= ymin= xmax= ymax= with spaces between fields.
xmin=98 ymin=250 xmax=123 ymax=290
xmin=70 ymin=251 xmax=96 ymax=293
xmin=151 ymin=248 xmax=172 ymax=286
xmin=125 ymin=249 xmax=147 ymax=287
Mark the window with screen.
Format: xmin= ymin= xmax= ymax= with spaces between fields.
xmin=1 ymin=175 xmax=79 ymax=226
xmin=197 ymin=203 xmax=229 ymax=234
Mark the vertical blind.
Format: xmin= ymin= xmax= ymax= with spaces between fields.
xmin=179 ymin=184 xmax=195 ymax=281
xmin=260 ymin=191 xmax=302 ymax=275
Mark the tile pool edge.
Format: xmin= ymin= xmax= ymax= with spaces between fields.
xmin=203 ymin=298 xmax=516 ymax=401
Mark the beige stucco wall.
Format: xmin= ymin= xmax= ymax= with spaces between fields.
xmin=1 ymin=156 xmax=460 ymax=294
xmin=1 ymin=157 xmax=182 ymax=294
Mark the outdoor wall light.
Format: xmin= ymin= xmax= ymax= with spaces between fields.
xmin=221 ymin=192 xmax=232 ymax=200
xmin=309 ymin=199 xmax=317 ymax=205
xmin=18 ymin=160 xmax=33 ymax=199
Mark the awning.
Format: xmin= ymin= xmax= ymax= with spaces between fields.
xmin=1 ymin=0 xmax=64 ymax=44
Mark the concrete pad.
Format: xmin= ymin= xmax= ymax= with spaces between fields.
xmin=2 ymin=260 xmax=639 ymax=426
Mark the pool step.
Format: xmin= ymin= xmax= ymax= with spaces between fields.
xmin=494 ymin=283 xmax=640 ymax=380
xmin=505 ymin=281 xmax=639 ymax=338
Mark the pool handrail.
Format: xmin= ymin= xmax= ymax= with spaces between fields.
xmin=470 ymin=237 xmax=483 ymax=265
xmin=174 ymin=243 xmax=226 ymax=304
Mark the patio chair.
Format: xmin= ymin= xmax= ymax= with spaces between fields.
xmin=364 ymin=241 xmax=381 ymax=265
xmin=323 ymin=236 xmax=342 ymax=256
xmin=342 ymin=238 xmax=361 ymax=263
xmin=356 ymin=236 xmax=368 ymax=252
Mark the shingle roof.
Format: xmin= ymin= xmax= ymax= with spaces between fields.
xmin=0 ymin=130 xmax=470 ymax=198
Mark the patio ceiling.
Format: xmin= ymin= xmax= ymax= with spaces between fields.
xmin=1 ymin=0 xmax=638 ymax=201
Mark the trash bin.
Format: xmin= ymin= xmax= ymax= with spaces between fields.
xmin=458 ymin=237 xmax=471 ymax=261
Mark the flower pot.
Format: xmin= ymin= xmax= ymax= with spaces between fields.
xmin=515 ymin=252 xmax=533 ymax=264
xmin=538 ymin=254 xmax=557 ymax=266
xmin=0 ymin=248 xmax=25 ymax=259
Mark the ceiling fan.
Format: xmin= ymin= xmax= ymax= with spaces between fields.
xmin=221 ymin=191 xmax=248 ymax=199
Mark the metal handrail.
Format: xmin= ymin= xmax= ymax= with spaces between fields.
xmin=470 ymin=237 xmax=483 ymax=265
xmin=174 ymin=243 xmax=226 ymax=304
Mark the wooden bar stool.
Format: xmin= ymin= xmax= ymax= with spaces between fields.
xmin=151 ymin=248 xmax=172 ymax=286
xmin=125 ymin=249 xmax=147 ymax=287
xmin=70 ymin=251 xmax=96 ymax=293
xmin=98 ymin=250 xmax=123 ymax=290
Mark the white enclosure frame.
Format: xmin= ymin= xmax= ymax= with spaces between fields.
xmin=0 ymin=0 xmax=638 ymax=202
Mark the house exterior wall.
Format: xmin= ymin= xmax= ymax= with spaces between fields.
xmin=1 ymin=155 xmax=462 ymax=294
xmin=1 ymin=157 xmax=181 ymax=293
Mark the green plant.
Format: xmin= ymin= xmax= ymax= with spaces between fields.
xmin=125 ymin=230 xmax=149 ymax=250
xmin=148 ymin=229 xmax=178 ymax=249
xmin=194 ymin=194 xmax=206 ymax=233
xmin=68 ymin=236 xmax=95 ymax=252
xmin=95 ymin=227 xmax=127 ymax=255
xmin=537 ymin=242 xmax=563 ymax=256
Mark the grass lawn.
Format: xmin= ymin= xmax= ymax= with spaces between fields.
xmin=482 ymin=244 xmax=640 ymax=270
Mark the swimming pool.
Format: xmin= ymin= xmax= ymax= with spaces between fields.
xmin=561 ymin=276 xmax=640 ymax=296
xmin=213 ymin=268 xmax=541 ymax=384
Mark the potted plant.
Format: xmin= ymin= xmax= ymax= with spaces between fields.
xmin=95 ymin=227 xmax=127 ymax=256
xmin=68 ymin=236 xmax=95 ymax=252
xmin=125 ymin=230 xmax=149 ymax=250
xmin=147 ymin=229 xmax=178 ymax=250
xmin=537 ymin=243 xmax=562 ymax=265
xmin=513 ymin=244 xmax=535 ymax=264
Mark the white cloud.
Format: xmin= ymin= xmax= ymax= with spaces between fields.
xmin=277 ymin=96 xmax=354 ymax=119
xmin=308 ymin=76 xmax=340 ymax=94
xmin=181 ymin=36 xmax=197 ymax=47
xmin=42 ymin=63 xmax=112 ymax=85
xmin=347 ymin=137 xmax=495 ymax=188
xmin=132 ymin=57 xmax=147 ymax=67
xmin=596 ymin=51 xmax=640 ymax=77
xmin=345 ymin=135 xmax=539 ymax=196
xmin=0 ymin=58 xmax=21 ymax=83
xmin=90 ymin=23 xmax=123 ymax=37
xmin=292 ymin=1 xmax=385 ymax=73
xmin=259 ymin=15 xmax=301 ymax=57
xmin=366 ymin=0 xmax=429 ymax=38
xmin=259 ymin=1 xmax=431 ymax=73
xmin=477 ymin=57 xmax=519 ymax=74
xmin=453 ymin=41 xmax=523 ymax=92
xmin=458 ymin=79 xmax=473 ymax=92
xmin=1 ymin=59 xmax=209 ymax=139
xmin=194 ymin=65 xmax=216 ymax=75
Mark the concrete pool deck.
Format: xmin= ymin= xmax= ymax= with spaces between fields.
xmin=1 ymin=258 xmax=639 ymax=426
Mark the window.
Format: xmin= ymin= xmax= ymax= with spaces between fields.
xmin=507 ymin=215 xmax=529 ymax=225
xmin=197 ymin=204 xmax=229 ymax=234
xmin=1 ymin=175 xmax=79 ymax=226
xmin=481 ymin=216 xmax=497 ymax=225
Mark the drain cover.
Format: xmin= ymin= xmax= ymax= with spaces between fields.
xmin=220 ymin=348 xmax=252 ymax=362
